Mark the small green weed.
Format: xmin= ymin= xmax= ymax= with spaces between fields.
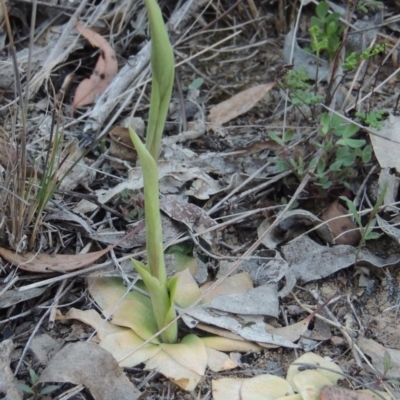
xmin=119 ymin=189 xmax=145 ymax=222
xmin=309 ymin=1 xmax=343 ymax=61
xmin=16 ymin=369 xmax=59 ymax=399
xmin=356 ymin=110 xmax=387 ymax=129
xmin=356 ymin=1 xmax=383 ymax=14
xmin=283 ymin=68 xmax=324 ymax=107
xmin=343 ymin=45 xmax=385 ymax=71
xmin=269 ymin=113 xmax=372 ymax=191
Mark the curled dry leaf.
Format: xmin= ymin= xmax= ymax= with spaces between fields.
xmin=321 ymin=200 xmax=361 ymax=245
xmin=109 ymin=126 xmax=137 ymax=163
xmin=72 ymin=23 xmax=118 ymax=113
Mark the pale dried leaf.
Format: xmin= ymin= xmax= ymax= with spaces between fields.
xmin=358 ymin=337 xmax=400 ymax=379
xmin=185 ymin=306 xmax=298 ymax=348
xmin=208 ymin=82 xmax=275 ymax=126
xmin=200 ymin=273 xmax=253 ymax=304
xmin=258 ymin=209 xmax=334 ymax=249
xmin=208 ymin=285 xmax=279 ymax=318
xmin=0 ymin=287 xmax=46 ymax=308
xmin=279 ymin=236 xmax=400 ymax=296
xmin=293 ymin=370 xmax=331 ymax=400
xmin=265 ymin=315 xmax=313 ymax=343
xmin=205 ymin=346 xmax=238 ymax=372
xmin=160 ymin=195 xmax=218 ymax=246
xmin=321 ymin=200 xmax=361 ymax=245
xmin=369 ymin=113 xmax=400 ymax=170
xmin=72 ymin=23 xmax=118 ymax=111
xmin=109 ymin=126 xmax=137 ymax=163
xmin=0 ymin=340 xmax=23 ymax=400
xmin=241 ymin=375 xmax=294 ymax=400
xmin=286 ymin=353 xmax=343 ymax=389
xmin=0 ymin=246 xmax=110 ymax=273
xmin=145 ymin=335 xmax=207 ymax=391
xmin=320 ymin=385 xmax=374 ymax=400
xmin=39 ymin=342 xmax=140 ymax=400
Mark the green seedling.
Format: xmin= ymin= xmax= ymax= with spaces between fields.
xmin=356 ymin=110 xmax=387 ymax=129
xmin=281 ymin=68 xmax=324 ymax=111
xmin=16 ymin=369 xmax=59 ymax=399
xmin=340 ymin=183 xmax=386 ymax=251
xmin=183 ymin=77 xmax=204 ymax=91
xmin=356 ymin=1 xmax=383 ymax=14
xmin=269 ymin=113 xmax=371 ymax=191
xmin=343 ymin=44 xmax=385 ymax=71
xmin=309 ymin=1 xmax=343 ymax=61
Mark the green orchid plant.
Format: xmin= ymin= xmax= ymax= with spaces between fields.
xmin=60 ymin=0 xmax=263 ymax=391
xmin=128 ymin=0 xmax=177 ymax=342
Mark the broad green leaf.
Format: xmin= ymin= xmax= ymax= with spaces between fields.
xmin=39 ymin=385 xmax=60 ymax=395
xmin=268 ymin=131 xmax=284 ymax=145
xmin=342 ymin=123 xmax=360 ymax=138
xmin=145 ymin=334 xmax=207 ymax=390
xmin=362 ymin=145 xmax=372 ymax=163
xmin=100 ymin=326 xmax=161 ymax=367
xmin=170 ymin=268 xmax=201 ymax=308
xmin=340 ymin=197 xmax=361 ymax=226
xmin=16 ymin=384 xmax=35 ymax=394
xmin=87 ymin=277 xmax=159 ymax=342
xmin=133 ymin=259 xmax=177 ymax=343
xmin=316 ymin=1 xmax=328 ymax=19
xmin=337 ymin=138 xmax=366 ymax=148
xmin=329 ymin=159 xmax=343 ymax=171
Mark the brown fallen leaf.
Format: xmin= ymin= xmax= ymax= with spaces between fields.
xmin=0 ymin=222 xmax=144 ymax=273
xmin=320 ymin=385 xmax=374 ymax=400
xmin=72 ymin=23 xmax=118 ymax=113
xmin=208 ymin=82 xmax=275 ymax=126
xmin=0 ymin=246 xmax=111 ymax=273
xmin=109 ymin=126 xmax=137 ymax=163
xmin=321 ymin=200 xmax=361 ymax=245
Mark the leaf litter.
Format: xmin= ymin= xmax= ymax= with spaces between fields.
xmin=1 ymin=0 xmax=400 ymax=399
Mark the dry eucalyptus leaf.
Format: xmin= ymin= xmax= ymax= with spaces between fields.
xmin=377 ymin=215 xmax=400 ymax=244
xmin=217 ymin=251 xmax=288 ymax=286
xmin=279 ymin=235 xmax=400 ymax=296
xmin=185 ymin=306 xmax=298 ymax=348
xmin=321 ymin=200 xmax=361 ymax=245
xmin=369 ymin=113 xmax=400 ymax=171
xmin=358 ymin=337 xmax=400 ymax=379
xmin=212 ymin=374 xmax=294 ymax=400
xmin=39 ymin=342 xmax=140 ymax=400
xmin=378 ymin=168 xmax=400 ymax=214
xmin=208 ymin=285 xmax=279 ymax=318
xmin=208 ymin=82 xmax=275 ymax=126
xmin=0 ymin=340 xmax=23 ymax=400
xmin=258 ymin=209 xmax=334 ymax=249
xmin=0 ymin=245 xmax=111 ymax=273
xmin=72 ymin=23 xmax=118 ymax=112
xmin=200 ymin=273 xmax=253 ymax=304
xmin=265 ymin=314 xmax=313 ymax=343
xmin=0 ymin=287 xmax=47 ymax=308
xmin=160 ymin=194 xmax=218 ymax=246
